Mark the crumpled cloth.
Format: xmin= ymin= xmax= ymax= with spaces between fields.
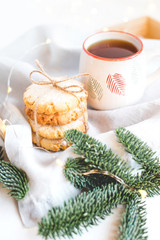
xmin=1 ymin=25 xmax=160 ymax=240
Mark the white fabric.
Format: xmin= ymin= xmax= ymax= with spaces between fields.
xmin=1 ymin=25 xmax=160 ymax=240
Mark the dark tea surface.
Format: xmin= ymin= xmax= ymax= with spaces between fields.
xmin=87 ymin=39 xmax=138 ymax=59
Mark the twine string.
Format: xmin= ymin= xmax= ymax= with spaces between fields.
xmin=30 ymin=60 xmax=89 ymax=94
xmin=30 ymin=60 xmax=90 ymax=146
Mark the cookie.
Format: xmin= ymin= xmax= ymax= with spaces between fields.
xmin=23 ymin=80 xmax=88 ymax=115
xmin=32 ymin=133 xmax=68 ymax=151
xmin=25 ymin=101 xmax=87 ymax=125
xmin=28 ymin=112 xmax=88 ymax=139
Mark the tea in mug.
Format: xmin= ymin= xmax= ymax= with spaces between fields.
xmin=87 ymin=39 xmax=138 ymax=59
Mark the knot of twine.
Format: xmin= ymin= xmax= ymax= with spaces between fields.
xmin=30 ymin=60 xmax=90 ymax=95
xmin=29 ymin=60 xmax=90 ymax=147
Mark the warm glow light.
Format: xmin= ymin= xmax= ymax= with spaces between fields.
xmin=102 ymin=27 xmax=109 ymax=32
xmin=45 ymin=38 xmax=52 ymax=44
xmin=56 ymin=158 xmax=64 ymax=167
xmin=138 ymin=190 xmax=147 ymax=200
xmin=7 ymin=86 xmax=12 ymax=94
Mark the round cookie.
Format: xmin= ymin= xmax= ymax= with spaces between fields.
xmin=23 ymin=80 xmax=88 ymax=115
xmin=32 ymin=133 xmax=68 ymax=151
xmin=25 ymin=101 xmax=87 ymax=126
xmin=28 ymin=113 xmax=88 ymax=139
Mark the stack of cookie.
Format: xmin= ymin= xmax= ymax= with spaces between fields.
xmin=23 ymin=79 xmax=88 ymax=151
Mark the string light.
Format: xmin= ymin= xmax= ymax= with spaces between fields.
xmin=45 ymin=38 xmax=52 ymax=44
xmin=7 ymin=86 xmax=12 ymax=94
xmin=56 ymin=158 xmax=64 ymax=168
xmin=102 ymin=27 xmax=109 ymax=32
xmin=4 ymin=38 xmax=52 ymax=104
xmin=138 ymin=190 xmax=147 ymax=200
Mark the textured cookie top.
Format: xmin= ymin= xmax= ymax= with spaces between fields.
xmin=23 ymin=79 xmax=88 ymax=115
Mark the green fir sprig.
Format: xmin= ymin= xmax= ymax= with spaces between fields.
xmin=38 ymin=183 xmax=134 ymax=239
xmin=64 ymin=129 xmax=136 ymax=186
xmin=1 ymin=127 xmax=159 ymax=240
xmin=115 ymin=127 xmax=160 ymax=174
xmin=0 ymin=146 xmax=29 ymax=200
xmin=116 ymin=127 xmax=160 ymax=197
xmin=118 ymin=198 xmax=147 ymax=240
xmin=63 ymin=128 xmax=160 ymax=239
xmin=64 ymin=129 xmax=160 ymax=195
xmin=39 ymin=128 xmax=160 ymax=240
xmin=64 ymin=157 xmax=116 ymax=190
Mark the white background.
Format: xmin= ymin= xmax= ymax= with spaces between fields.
xmin=0 ymin=1 xmax=160 ymax=240
xmin=0 ymin=0 xmax=160 ymax=49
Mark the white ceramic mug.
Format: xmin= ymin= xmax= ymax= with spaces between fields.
xmin=79 ymin=30 xmax=160 ymax=110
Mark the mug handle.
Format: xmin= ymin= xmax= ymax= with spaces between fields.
xmin=146 ymin=50 xmax=160 ymax=86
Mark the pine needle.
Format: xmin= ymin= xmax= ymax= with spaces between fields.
xmin=38 ymin=183 xmax=133 ymax=239
xmin=39 ymin=129 xmax=155 ymax=240
xmin=116 ymin=127 xmax=160 ymax=196
xmin=118 ymin=198 xmax=148 ymax=240
xmin=64 ymin=129 xmax=136 ymax=186
xmin=115 ymin=127 xmax=160 ymax=174
xmin=64 ymin=157 xmax=116 ymax=190
xmin=0 ymin=147 xmax=29 ymax=200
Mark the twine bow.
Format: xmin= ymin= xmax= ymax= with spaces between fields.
xmin=30 ymin=60 xmax=90 ymax=95
xmin=29 ymin=60 xmax=89 ymax=147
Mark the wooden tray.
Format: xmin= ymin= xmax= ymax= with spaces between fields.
xmin=108 ymin=16 xmax=160 ymax=39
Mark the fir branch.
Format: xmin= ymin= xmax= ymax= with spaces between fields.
xmin=65 ymin=157 xmax=160 ymax=197
xmin=40 ymin=130 xmax=153 ymax=240
xmin=115 ymin=127 xmax=160 ymax=174
xmin=137 ymin=172 xmax=160 ymax=197
xmin=0 ymin=159 xmax=29 ymax=200
xmin=38 ymin=183 xmax=133 ymax=239
xmin=115 ymin=127 xmax=160 ymax=196
xmin=64 ymin=157 xmax=116 ymax=190
xmin=65 ymin=130 xmax=160 ymax=195
xmin=118 ymin=198 xmax=148 ymax=240
xmin=64 ymin=129 xmax=136 ymax=186
xmin=64 ymin=130 xmax=143 ymax=192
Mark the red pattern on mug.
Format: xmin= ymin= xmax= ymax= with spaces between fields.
xmin=106 ymin=73 xmax=125 ymax=96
